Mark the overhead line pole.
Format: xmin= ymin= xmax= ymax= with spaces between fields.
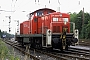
xmin=58 ymin=0 xmax=60 ymax=12
xmin=82 ymin=7 xmax=84 ymax=26
xmin=6 ymin=16 xmax=11 ymax=40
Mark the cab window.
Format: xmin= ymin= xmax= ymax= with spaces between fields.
xmin=36 ymin=11 xmax=43 ymax=16
xmin=53 ymin=17 xmax=58 ymax=22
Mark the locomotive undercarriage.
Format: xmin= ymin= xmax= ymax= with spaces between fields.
xmin=16 ymin=33 xmax=75 ymax=51
xmin=52 ymin=33 xmax=74 ymax=51
xmin=30 ymin=37 xmax=42 ymax=49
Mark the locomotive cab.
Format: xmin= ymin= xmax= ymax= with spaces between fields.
xmin=49 ymin=12 xmax=78 ymax=51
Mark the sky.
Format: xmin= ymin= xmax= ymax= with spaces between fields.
xmin=0 ymin=0 xmax=90 ymax=34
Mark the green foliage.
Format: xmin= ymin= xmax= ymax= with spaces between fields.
xmin=0 ymin=29 xmax=14 ymax=38
xmin=70 ymin=10 xmax=90 ymax=39
xmin=0 ymin=30 xmax=3 ymax=38
xmin=80 ymin=25 xmax=86 ymax=39
xmin=70 ymin=12 xmax=77 ymax=33
xmin=70 ymin=12 xmax=77 ymax=22
xmin=14 ymin=56 xmax=20 ymax=60
xmin=85 ymin=20 xmax=90 ymax=39
xmin=0 ymin=40 xmax=9 ymax=59
xmin=84 ymin=13 xmax=90 ymax=24
xmin=9 ymin=55 xmax=20 ymax=60
xmin=9 ymin=55 xmax=15 ymax=60
xmin=0 ymin=39 xmax=20 ymax=60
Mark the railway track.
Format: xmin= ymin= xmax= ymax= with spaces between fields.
xmin=29 ymin=46 xmax=90 ymax=60
xmin=79 ymin=39 xmax=90 ymax=46
xmin=69 ymin=47 xmax=90 ymax=58
xmin=3 ymin=39 xmax=90 ymax=60
xmin=3 ymin=39 xmax=68 ymax=60
xmin=2 ymin=39 xmax=73 ymax=60
xmin=28 ymin=46 xmax=90 ymax=60
xmin=2 ymin=39 xmax=39 ymax=60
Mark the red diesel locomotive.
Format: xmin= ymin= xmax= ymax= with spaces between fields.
xmin=16 ymin=8 xmax=78 ymax=51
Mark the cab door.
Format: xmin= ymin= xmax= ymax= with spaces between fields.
xmin=34 ymin=17 xmax=38 ymax=34
xmin=52 ymin=17 xmax=60 ymax=33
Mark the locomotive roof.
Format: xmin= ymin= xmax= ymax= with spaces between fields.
xmin=29 ymin=8 xmax=56 ymax=15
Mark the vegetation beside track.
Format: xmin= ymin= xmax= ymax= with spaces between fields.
xmin=70 ymin=11 xmax=90 ymax=39
xmin=0 ymin=39 xmax=20 ymax=60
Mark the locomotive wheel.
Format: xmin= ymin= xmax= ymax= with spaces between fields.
xmin=49 ymin=47 xmax=53 ymax=51
xmin=60 ymin=45 xmax=63 ymax=51
xmin=39 ymin=44 xmax=42 ymax=49
xmin=36 ymin=44 xmax=42 ymax=49
xmin=32 ymin=43 xmax=36 ymax=48
xmin=21 ymin=39 xmax=25 ymax=47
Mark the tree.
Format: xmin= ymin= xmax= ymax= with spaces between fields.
xmin=70 ymin=12 xmax=77 ymax=32
xmin=85 ymin=20 xmax=90 ymax=39
xmin=80 ymin=12 xmax=90 ymax=39
xmin=81 ymin=25 xmax=86 ymax=39
xmin=84 ymin=13 xmax=90 ymax=24
xmin=70 ymin=10 xmax=90 ymax=39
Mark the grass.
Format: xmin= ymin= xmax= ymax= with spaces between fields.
xmin=0 ymin=39 xmax=20 ymax=60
